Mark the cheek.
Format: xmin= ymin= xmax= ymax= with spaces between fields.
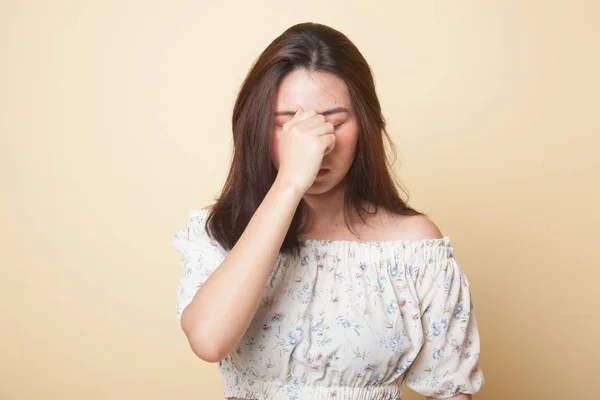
xmin=334 ymin=129 xmax=359 ymax=157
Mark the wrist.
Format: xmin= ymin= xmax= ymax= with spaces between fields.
xmin=272 ymin=177 xmax=305 ymax=202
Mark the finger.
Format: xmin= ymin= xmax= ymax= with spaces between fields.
xmin=278 ymin=113 xmax=301 ymax=137
xmin=294 ymin=113 xmax=327 ymax=132
xmin=321 ymin=133 xmax=336 ymax=155
xmin=282 ymin=108 xmax=307 ymax=131
xmin=308 ymin=121 xmax=335 ymax=137
xmin=289 ymin=108 xmax=318 ymax=125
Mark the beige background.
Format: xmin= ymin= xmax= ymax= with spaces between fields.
xmin=1 ymin=1 xmax=598 ymax=399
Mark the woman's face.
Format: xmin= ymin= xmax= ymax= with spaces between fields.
xmin=272 ymin=69 xmax=359 ymax=193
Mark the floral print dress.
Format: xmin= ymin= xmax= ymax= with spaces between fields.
xmin=171 ymin=209 xmax=484 ymax=399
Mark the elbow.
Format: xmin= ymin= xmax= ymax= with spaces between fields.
xmin=188 ymin=336 xmax=229 ymax=363
xmin=181 ymin=310 xmax=230 ymax=363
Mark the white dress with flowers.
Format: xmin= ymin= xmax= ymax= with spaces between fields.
xmin=171 ymin=208 xmax=484 ymax=400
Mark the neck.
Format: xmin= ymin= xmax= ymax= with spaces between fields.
xmin=300 ymin=177 xmax=355 ymax=230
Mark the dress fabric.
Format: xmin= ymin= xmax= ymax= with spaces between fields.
xmin=171 ymin=208 xmax=485 ymax=400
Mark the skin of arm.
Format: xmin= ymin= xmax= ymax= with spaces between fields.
xmin=180 ymin=177 xmax=304 ymax=363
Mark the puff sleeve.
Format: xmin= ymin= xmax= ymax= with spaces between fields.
xmin=404 ymin=243 xmax=485 ymax=398
xmin=171 ymin=209 xmax=228 ymax=325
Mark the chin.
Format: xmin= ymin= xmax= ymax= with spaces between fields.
xmin=304 ymin=185 xmax=330 ymax=195
xmin=305 ymin=172 xmax=344 ymax=195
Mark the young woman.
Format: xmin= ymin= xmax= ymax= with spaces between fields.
xmin=171 ymin=22 xmax=484 ymax=400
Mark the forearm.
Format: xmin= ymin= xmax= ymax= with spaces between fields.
xmin=181 ymin=178 xmax=303 ymax=362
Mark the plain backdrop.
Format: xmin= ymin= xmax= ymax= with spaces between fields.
xmin=1 ymin=1 xmax=598 ymax=399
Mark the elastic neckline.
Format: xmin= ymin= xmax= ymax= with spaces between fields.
xmin=299 ymin=236 xmax=451 ymax=246
xmin=193 ymin=208 xmax=450 ymax=247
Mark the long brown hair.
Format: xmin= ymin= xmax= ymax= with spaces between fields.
xmin=205 ymin=22 xmax=425 ymax=257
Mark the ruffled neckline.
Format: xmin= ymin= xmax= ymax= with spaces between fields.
xmin=300 ymin=236 xmax=451 ymax=247
xmin=192 ymin=208 xmax=451 ymax=248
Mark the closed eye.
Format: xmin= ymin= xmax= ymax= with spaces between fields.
xmin=275 ymin=121 xmax=345 ymax=129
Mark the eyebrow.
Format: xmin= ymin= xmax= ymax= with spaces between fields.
xmin=274 ymin=107 xmax=349 ymax=117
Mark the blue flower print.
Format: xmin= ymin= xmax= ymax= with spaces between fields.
xmin=432 ymin=318 xmax=448 ymax=337
xmin=386 ymin=301 xmax=399 ymax=315
xmin=378 ymin=275 xmax=387 ymax=292
xmin=287 ymin=326 xmax=304 ymax=346
xmin=296 ymin=283 xmax=314 ymax=304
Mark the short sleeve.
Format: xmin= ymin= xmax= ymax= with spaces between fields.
xmin=404 ymin=245 xmax=485 ymax=398
xmin=171 ymin=209 xmax=228 ymax=326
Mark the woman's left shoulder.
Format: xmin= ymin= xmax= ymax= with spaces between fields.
xmin=386 ymin=212 xmax=444 ymax=241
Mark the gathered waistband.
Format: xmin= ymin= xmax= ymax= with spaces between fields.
xmin=223 ymin=381 xmax=402 ymax=400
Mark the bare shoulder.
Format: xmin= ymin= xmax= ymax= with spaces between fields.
xmin=386 ymin=212 xmax=444 ymax=241
xmin=400 ymin=214 xmax=444 ymax=240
